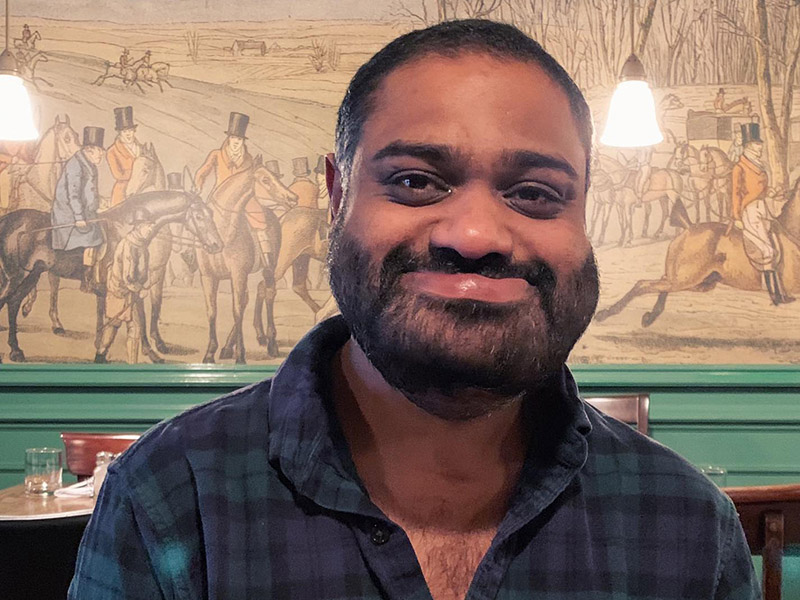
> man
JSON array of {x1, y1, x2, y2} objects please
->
[
  {"x1": 107, "y1": 106, "x2": 144, "y2": 207},
  {"x1": 70, "y1": 21, "x2": 757, "y2": 600},
  {"x1": 731, "y1": 122, "x2": 794, "y2": 305},
  {"x1": 195, "y1": 112, "x2": 278, "y2": 260},
  {"x1": 728, "y1": 128, "x2": 744, "y2": 163},
  {"x1": 289, "y1": 156, "x2": 320, "y2": 208},
  {"x1": 314, "y1": 153, "x2": 330, "y2": 209},
  {"x1": 51, "y1": 126, "x2": 105, "y2": 291},
  {"x1": 194, "y1": 111, "x2": 253, "y2": 196},
  {"x1": 0, "y1": 140, "x2": 33, "y2": 214},
  {"x1": 21, "y1": 24, "x2": 31, "y2": 47},
  {"x1": 96, "y1": 215, "x2": 156, "y2": 364}
]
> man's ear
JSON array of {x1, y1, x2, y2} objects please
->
[{"x1": 326, "y1": 152, "x2": 343, "y2": 222}]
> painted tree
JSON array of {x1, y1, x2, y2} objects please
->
[{"x1": 751, "y1": 0, "x2": 800, "y2": 186}]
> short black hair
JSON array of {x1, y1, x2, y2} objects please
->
[{"x1": 334, "y1": 19, "x2": 593, "y2": 192}]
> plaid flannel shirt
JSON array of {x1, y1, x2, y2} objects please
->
[{"x1": 69, "y1": 316, "x2": 759, "y2": 599}]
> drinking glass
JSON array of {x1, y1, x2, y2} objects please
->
[{"x1": 24, "y1": 448, "x2": 63, "y2": 494}]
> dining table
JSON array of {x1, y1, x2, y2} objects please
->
[{"x1": 0, "y1": 483, "x2": 95, "y2": 600}]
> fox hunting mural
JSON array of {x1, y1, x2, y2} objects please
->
[{"x1": 0, "y1": 0, "x2": 799, "y2": 365}]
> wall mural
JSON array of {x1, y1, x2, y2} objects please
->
[{"x1": 0, "y1": 0, "x2": 799, "y2": 365}]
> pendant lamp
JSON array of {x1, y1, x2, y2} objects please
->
[
  {"x1": 600, "y1": 0, "x2": 662, "y2": 148},
  {"x1": 0, "y1": 0, "x2": 38, "y2": 141}
]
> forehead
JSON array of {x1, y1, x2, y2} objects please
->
[{"x1": 361, "y1": 52, "x2": 586, "y2": 178}]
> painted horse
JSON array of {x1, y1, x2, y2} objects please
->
[
  {"x1": 595, "y1": 180, "x2": 800, "y2": 327},
  {"x1": 0, "y1": 190, "x2": 222, "y2": 362},
  {"x1": 196, "y1": 157, "x2": 297, "y2": 364}
]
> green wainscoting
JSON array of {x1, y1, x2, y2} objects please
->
[{"x1": 1, "y1": 364, "x2": 799, "y2": 489}]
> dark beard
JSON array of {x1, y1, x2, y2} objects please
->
[{"x1": 327, "y1": 217, "x2": 600, "y2": 421}]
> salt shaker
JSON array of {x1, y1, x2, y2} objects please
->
[{"x1": 93, "y1": 451, "x2": 117, "y2": 498}]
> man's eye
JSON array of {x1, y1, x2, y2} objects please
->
[
  {"x1": 385, "y1": 172, "x2": 450, "y2": 205},
  {"x1": 504, "y1": 183, "x2": 565, "y2": 218}
]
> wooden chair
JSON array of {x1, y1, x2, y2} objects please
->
[
  {"x1": 724, "y1": 484, "x2": 800, "y2": 600},
  {"x1": 583, "y1": 394, "x2": 650, "y2": 435},
  {"x1": 60, "y1": 432, "x2": 140, "y2": 479}
]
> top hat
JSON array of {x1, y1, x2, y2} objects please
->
[
  {"x1": 144, "y1": 50, "x2": 152, "y2": 55},
  {"x1": 225, "y1": 112, "x2": 249, "y2": 139},
  {"x1": 82, "y1": 126, "x2": 105, "y2": 148},
  {"x1": 292, "y1": 156, "x2": 310, "y2": 177},
  {"x1": 264, "y1": 160, "x2": 283, "y2": 178},
  {"x1": 741, "y1": 122, "x2": 762, "y2": 145},
  {"x1": 114, "y1": 106, "x2": 136, "y2": 131},
  {"x1": 122, "y1": 48, "x2": 130, "y2": 54},
  {"x1": 167, "y1": 172, "x2": 183, "y2": 190},
  {"x1": 314, "y1": 154, "x2": 326, "y2": 175}
]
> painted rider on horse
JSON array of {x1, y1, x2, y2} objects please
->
[
  {"x1": 107, "y1": 106, "x2": 145, "y2": 207},
  {"x1": 51, "y1": 126, "x2": 106, "y2": 291},
  {"x1": 731, "y1": 122, "x2": 794, "y2": 305},
  {"x1": 195, "y1": 111, "x2": 279, "y2": 262}
]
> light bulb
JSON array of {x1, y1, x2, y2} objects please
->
[
  {"x1": 0, "y1": 74, "x2": 39, "y2": 141},
  {"x1": 600, "y1": 80, "x2": 663, "y2": 148}
]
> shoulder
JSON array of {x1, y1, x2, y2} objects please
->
[
  {"x1": 109, "y1": 379, "x2": 274, "y2": 509},
  {"x1": 582, "y1": 402, "x2": 735, "y2": 519}
]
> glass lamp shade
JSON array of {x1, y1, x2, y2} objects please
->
[
  {"x1": 0, "y1": 73, "x2": 39, "y2": 141},
  {"x1": 600, "y1": 80, "x2": 663, "y2": 148}
]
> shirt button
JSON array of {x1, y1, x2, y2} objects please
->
[{"x1": 370, "y1": 522, "x2": 391, "y2": 545}]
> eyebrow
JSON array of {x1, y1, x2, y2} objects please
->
[
  {"x1": 371, "y1": 141, "x2": 579, "y2": 181},
  {"x1": 371, "y1": 141, "x2": 461, "y2": 165},
  {"x1": 500, "y1": 149, "x2": 579, "y2": 180}
]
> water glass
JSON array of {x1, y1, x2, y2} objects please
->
[
  {"x1": 699, "y1": 465, "x2": 728, "y2": 487},
  {"x1": 25, "y1": 448, "x2": 63, "y2": 495}
]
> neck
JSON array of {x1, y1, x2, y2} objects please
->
[{"x1": 332, "y1": 339, "x2": 526, "y2": 531}]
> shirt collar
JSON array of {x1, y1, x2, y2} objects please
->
[{"x1": 268, "y1": 315, "x2": 592, "y2": 526}]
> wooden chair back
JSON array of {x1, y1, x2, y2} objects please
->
[
  {"x1": 724, "y1": 484, "x2": 800, "y2": 600},
  {"x1": 60, "y1": 432, "x2": 140, "y2": 479},
  {"x1": 584, "y1": 394, "x2": 650, "y2": 435}
]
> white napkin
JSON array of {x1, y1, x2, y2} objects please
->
[{"x1": 54, "y1": 479, "x2": 94, "y2": 497}]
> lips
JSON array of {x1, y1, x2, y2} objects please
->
[{"x1": 402, "y1": 271, "x2": 531, "y2": 303}]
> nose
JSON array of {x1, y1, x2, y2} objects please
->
[{"x1": 428, "y1": 184, "x2": 514, "y2": 261}]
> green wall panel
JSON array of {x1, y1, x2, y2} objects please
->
[{"x1": 1, "y1": 364, "x2": 799, "y2": 489}]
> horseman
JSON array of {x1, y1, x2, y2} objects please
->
[
  {"x1": 107, "y1": 106, "x2": 145, "y2": 207},
  {"x1": 731, "y1": 122, "x2": 794, "y2": 305},
  {"x1": 264, "y1": 159, "x2": 283, "y2": 183},
  {"x1": 21, "y1": 24, "x2": 31, "y2": 48},
  {"x1": 51, "y1": 126, "x2": 106, "y2": 291},
  {"x1": 289, "y1": 156, "x2": 319, "y2": 208},
  {"x1": 0, "y1": 141, "x2": 34, "y2": 215},
  {"x1": 196, "y1": 111, "x2": 275, "y2": 259},
  {"x1": 314, "y1": 154, "x2": 329, "y2": 210},
  {"x1": 195, "y1": 111, "x2": 253, "y2": 195},
  {"x1": 728, "y1": 129, "x2": 743, "y2": 164},
  {"x1": 138, "y1": 50, "x2": 152, "y2": 68},
  {"x1": 117, "y1": 48, "x2": 133, "y2": 75}
]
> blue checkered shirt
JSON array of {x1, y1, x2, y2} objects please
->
[{"x1": 69, "y1": 316, "x2": 759, "y2": 599}]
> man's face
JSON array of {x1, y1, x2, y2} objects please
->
[
  {"x1": 228, "y1": 136, "x2": 244, "y2": 153},
  {"x1": 83, "y1": 146, "x2": 105, "y2": 165},
  {"x1": 119, "y1": 128, "x2": 136, "y2": 144},
  {"x1": 327, "y1": 53, "x2": 599, "y2": 419},
  {"x1": 749, "y1": 141, "x2": 763, "y2": 157}
]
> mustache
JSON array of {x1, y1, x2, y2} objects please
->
[{"x1": 378, "y1": 244, "x2": 557, "y2": 299}]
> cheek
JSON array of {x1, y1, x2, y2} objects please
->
[{"x1": 518, "y1": 219, "x2": 591, "y2": 270}]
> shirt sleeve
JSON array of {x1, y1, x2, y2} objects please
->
[
  {"x1": 68, "y1": 469, "x2": 167, "y2": 600},
  {"x1": 713, "y1": 502, "x2": 762, "y2": 600}
]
